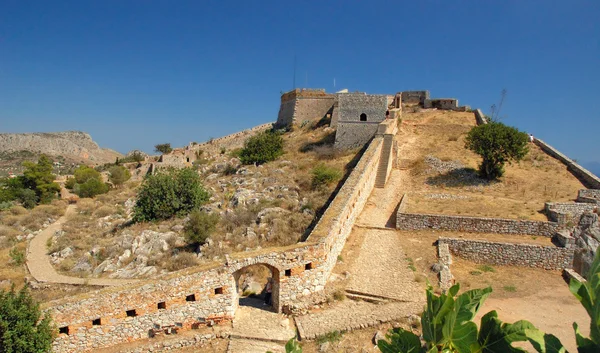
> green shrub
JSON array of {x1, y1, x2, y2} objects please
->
[
  {"x1": 75, "y1": 178, "x2": 109, "y2": 198},
  {"x1": 108, "y1": 165, "x2": 131, "y2": 187},
  {"x1": 21, "y1": 154, "x2": 60, "y2": 204},
  {"x1": 73, "y1": 165, "x2": 102, "y2": 184},
  {"x1": 64, "y1": 177, "x2": 76, "y2": 190},
  {"x1": 184, "y1": 210, "x2": 219, "y2": 245},
  {"x1": 316, "y1": 331, "x2": 342, "y2": 345},
  {"x1": 18, "y1": 189, "x2": 38, "y2": 209},
  {"x1": 0, "y1": 286, "x2": 54, "y2": 352},
  {"x1": 0, "y1": 201, "x2": 13, "y2": 211},
  {"x1": 133, "y1": 168, "x2": 210, "y2": 222},
  {"x1": 311, "y1": 164, "x2": 342, "y2": 189},
  {"x1": 9, "y1": 247, "x2": 25, "y2": 266},
  {"x1": 239, "y1": 131, "x2": 284, "y2": 165}
]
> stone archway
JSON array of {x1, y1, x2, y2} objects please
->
[{"x1": 231, "y1": 263, "x2": 280, "y2": 313}]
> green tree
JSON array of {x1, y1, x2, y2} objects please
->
[
  {"x1": 133, "y1": 168, "x2": 210, "y2": 222},
  {"x1": 0, "y1": 285, "x2": 54, "y2": 353},
  {"x1": 108, "y1": 166, "x2": 131, "y2": 187},
  {"x1": 154, "y1": 143, "x2": 173, "y2": 154},
  {"x1": 131, "y1": 151, "x2": 145, "y2": 163},
  {"x1": 184, "y1": 210, "x2": 219, "y2": 245},
  {"x1": 18, "y1": 189, "x2": 38, "y2": 209},
  {"x1": 464, "y1": 122, "x2": 529, "y2": 180},
  {"x1": 21, "y1": 155, "x2": 60, "y2": 204},
  {"x1": 239, "y1": 131, "x2": 284, "y2": 165}
]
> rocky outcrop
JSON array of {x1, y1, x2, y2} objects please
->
[
  {"x1": 572, "y1": 212, "x2": 600, "y2": 278},
  {"x1": 0, "y1": 131, "x2": 121, "y2": 164}
]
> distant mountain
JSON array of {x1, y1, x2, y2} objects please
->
[
  {"x1": 581, "y1": 161, "x2": 600, "y2": 178},
  {"x1": 0, "y1": 131, "x2": 122, "y2": 165}
]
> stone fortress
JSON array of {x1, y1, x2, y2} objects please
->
[{"x1": 46, "y1": 88, "x2": 599, "y2": 352}]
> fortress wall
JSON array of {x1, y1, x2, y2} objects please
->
[
  {"x1": 192, "y1": 123, "x2": 274, "y2": 151},
  {"x1": 293, "y1": 97, "x2": 335, "y2": 125},
  {"x1": 396, "y1": 210, "x2": 558, "y2": 237},
  {"x1": 49, "y1": 129, "x2": 385, "y2": 352},
  {"x1": 438, "y1": 237, "x2": 574, "y2": 270},
  {"x1": 308, "y1": 136, "x2": 383, "y2": 277},
  {"x1": 401, "y1": 91, "x2": 430, "y2": 105},
  {"x1": 276, "y1": 98, "x2": 297, "y2": 128},
  {"x1": 578, "y1": 189, "x2": 600, "y2": 204},
  {"x1": 424, "y1": 98, "x2": 459, "y2": 110},
  {"x1": 534, "y1": 139, "x2": 600, "y2": 189},
  {"x1": 334, "y1": 122, "x2": 380, "y2": 149}
]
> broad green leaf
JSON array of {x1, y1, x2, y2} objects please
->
[
  {"x1": 377, "y1": 328, "x2": 423, "y2": 353},
  {"x1": 524, "y1": 327, "x2": 567, "y2": 353},
  {"x1": 477, "y1": 311, "x2": 533, "y2": 353},
  {"x1": 422, "y1": 285, "x2": 458, "y2": 345},
  {"x1": 573, "y1": 322, "x2": 599, "y2": 353},
  {"x1": 284, "y1": 337, "x2": 303, "y2": 353},
  {"x1": 440, "y1": 287, "x2": 492, "y2": 353}
]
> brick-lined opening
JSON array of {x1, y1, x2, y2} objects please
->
[
  {"x1": 232, "y1": 263, "x2": 281, "y2": 313},
  {"x1": 186, "y1": 294, "x2": 196, "y2": 302},
  {"x1": 59, "y1": 326, "x2": 69, "y2": 335},
  {"x1": 157, "y1": 301, "x2": 167, "y2": 309},
  {"x1": 305, "y1": 262, "x2": 313, "y2": 270},
  {"x1": 360, "y1": 113, "x2": 367, "y2": 121},
  {"x1": 214, "y1": 287, "x2": 223, "y2": 295},
  {"x1": 92, "y1": 318, "x2": 102, "y2": 326},
  {"x1": 126, "y1": 309, "x2": 137, "y2": 317}
]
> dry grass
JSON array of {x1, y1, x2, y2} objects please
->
[{"x1": 399, "y1": 110, "x2": 585, "y2": 220}]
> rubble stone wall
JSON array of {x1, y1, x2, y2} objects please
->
[
  {"x1": 397, "y1": 209, "x2": 558, "y2": 237},
  {"x1": 401, "y1": 91, "x2": 430, "y2": 105},
  {"x1": 578, "y1": 189, "x2": 600, "y2": 204},
  {"x1": 438, "y1": 237, "x2": 574, "y2": 270},
  {"x1": 545, "y1": 202, "x2": 597, "y2": 224}
]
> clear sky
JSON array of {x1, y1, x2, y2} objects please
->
[{"x1": 1, "y1": 1, "x2": 598, "y2": 166}]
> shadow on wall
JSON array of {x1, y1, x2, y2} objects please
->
[{"x1": 425, "y1": 168, "x2": 492, "y2": 187}]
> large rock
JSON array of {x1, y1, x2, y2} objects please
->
[{"x1": 572, "y1": 212, "x2": 600, "y2": 278}]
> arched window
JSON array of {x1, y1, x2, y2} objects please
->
[{"x1": 360, "y1": 113, "x2": 367, "y2": 121}]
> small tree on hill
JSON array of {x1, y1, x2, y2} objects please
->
[
  {"x1": 133, "y1": 168, "x2": 210, "y2": 222},
  {"x1": 21, "y1": 154, "x2": 60, "y2": 204},
  {"x1": 464, "y1": 122, "x2": 529, "y2": 180},
  {"x1": 239, "y1": 131, "x2": 284, "y2": 165},
  {"x1": 184, "y1": 210, "x2": 219, "y2": 246},
  {"x1": 0, "y1": 285, "x2": 54, "y2": 352},
  {"x1": 108, "y1": 166, "x2": 131, "y2": 187},
  {"x1": 154, "y1": 143, "x2": 173, "y2": 154}
]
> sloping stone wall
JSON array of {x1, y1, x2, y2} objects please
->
[
  {"x1": 474, "y1": 109, "x2": 488, "y2": 125},
  {"x1": 534, "y1": 139, "x2": 600, "y2": 189},
  {"x1": 334, "y1": 122, "x2": 380, "y2": 149},
  {"x1": 438, "y1": 237, "x2": 574, "y2": 270},
  {"x1": 275, "y1": 89, "x2": 335, "y2": 128}
]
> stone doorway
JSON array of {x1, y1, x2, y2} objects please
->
[{"x1": 232, "y1": 263, "x2": 280, "y2": 313}]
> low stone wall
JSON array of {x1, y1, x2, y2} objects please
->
[
  {"x1": 578, "y1": 189, "x2": 600, "y2": 204},
  {"x1": 401, "y1": 91, "x2": 429, "y2": 105},
  {"x1": 534, "y1": 139, "x2": 600, "y2": 189},
  {"x1": 438, "y1": 237, "x2": 574, "y2": 270},
  {"x1": 545, "y1": 202, "x2": 597, "y2": 225},
  {"x1": 396, "y1": 206, "x2": 558, "y2": 237}
]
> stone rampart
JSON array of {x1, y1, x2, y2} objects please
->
[
  {"x1": 334, "y1": 122, "x2": 380, "y2": 149},
  {"x1": 396, "y1": 198, "x2": 558, "y2": 236},
  {"x1": 401, "y1": 91, "x2": 429, "y2": 105},
  {"x1": 578, "y1": 189, "x2": 600, "y2": 204},
  {"x1": 534, "y1": 139, "x2": 600, "y2": 189},
  {"x1": 424, "y1": 98, "x2": 458, "y2": 110},
  {"x1": 438, "y1": 237, "x2": 574, "y2": 270},
  {"x1": 192, "y1": 123, "x2": 274, "y2": 151},
  {"x1": 47, "y1": 129, "x2": 384, "y2": 353},
  {"x1": 275, "y1": 89, "x2": 335, "y2": 128}
]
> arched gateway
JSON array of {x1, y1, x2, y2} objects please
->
[{"x1": 229, "y1": 262, "x2": 281, "y2": 313}]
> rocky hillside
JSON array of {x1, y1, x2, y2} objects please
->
[{"x1": 0, "y1": 131, "x2": 122, "y2": 170}]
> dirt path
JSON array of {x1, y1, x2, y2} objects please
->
[{"x1": 26, "y1": 204, "x2": 138, "y2": 286}]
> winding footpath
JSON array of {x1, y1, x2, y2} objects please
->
[{"x1": 26, "y1": 204, "x2": 139, "y2": 286}]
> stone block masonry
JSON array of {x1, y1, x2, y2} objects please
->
[
  {"x1": 401, "y1": 91, "x2": 430, "y2": 105},
  {"x1": 275, "y1": 89, "x2": 335, "y2": 128},
  {"x1": 396, "y1": 195, "x2": 558, "y2": 237},
  {"x1": 438, "y1": 237, "x2": 574, "y2": 270},
  {"x1": 545, "y1": 202, "x2": 597, "y2": 225}
]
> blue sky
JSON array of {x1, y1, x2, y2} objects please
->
[{"x1": 1, "y1": 1, "x2": 598, "y2": 167}]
